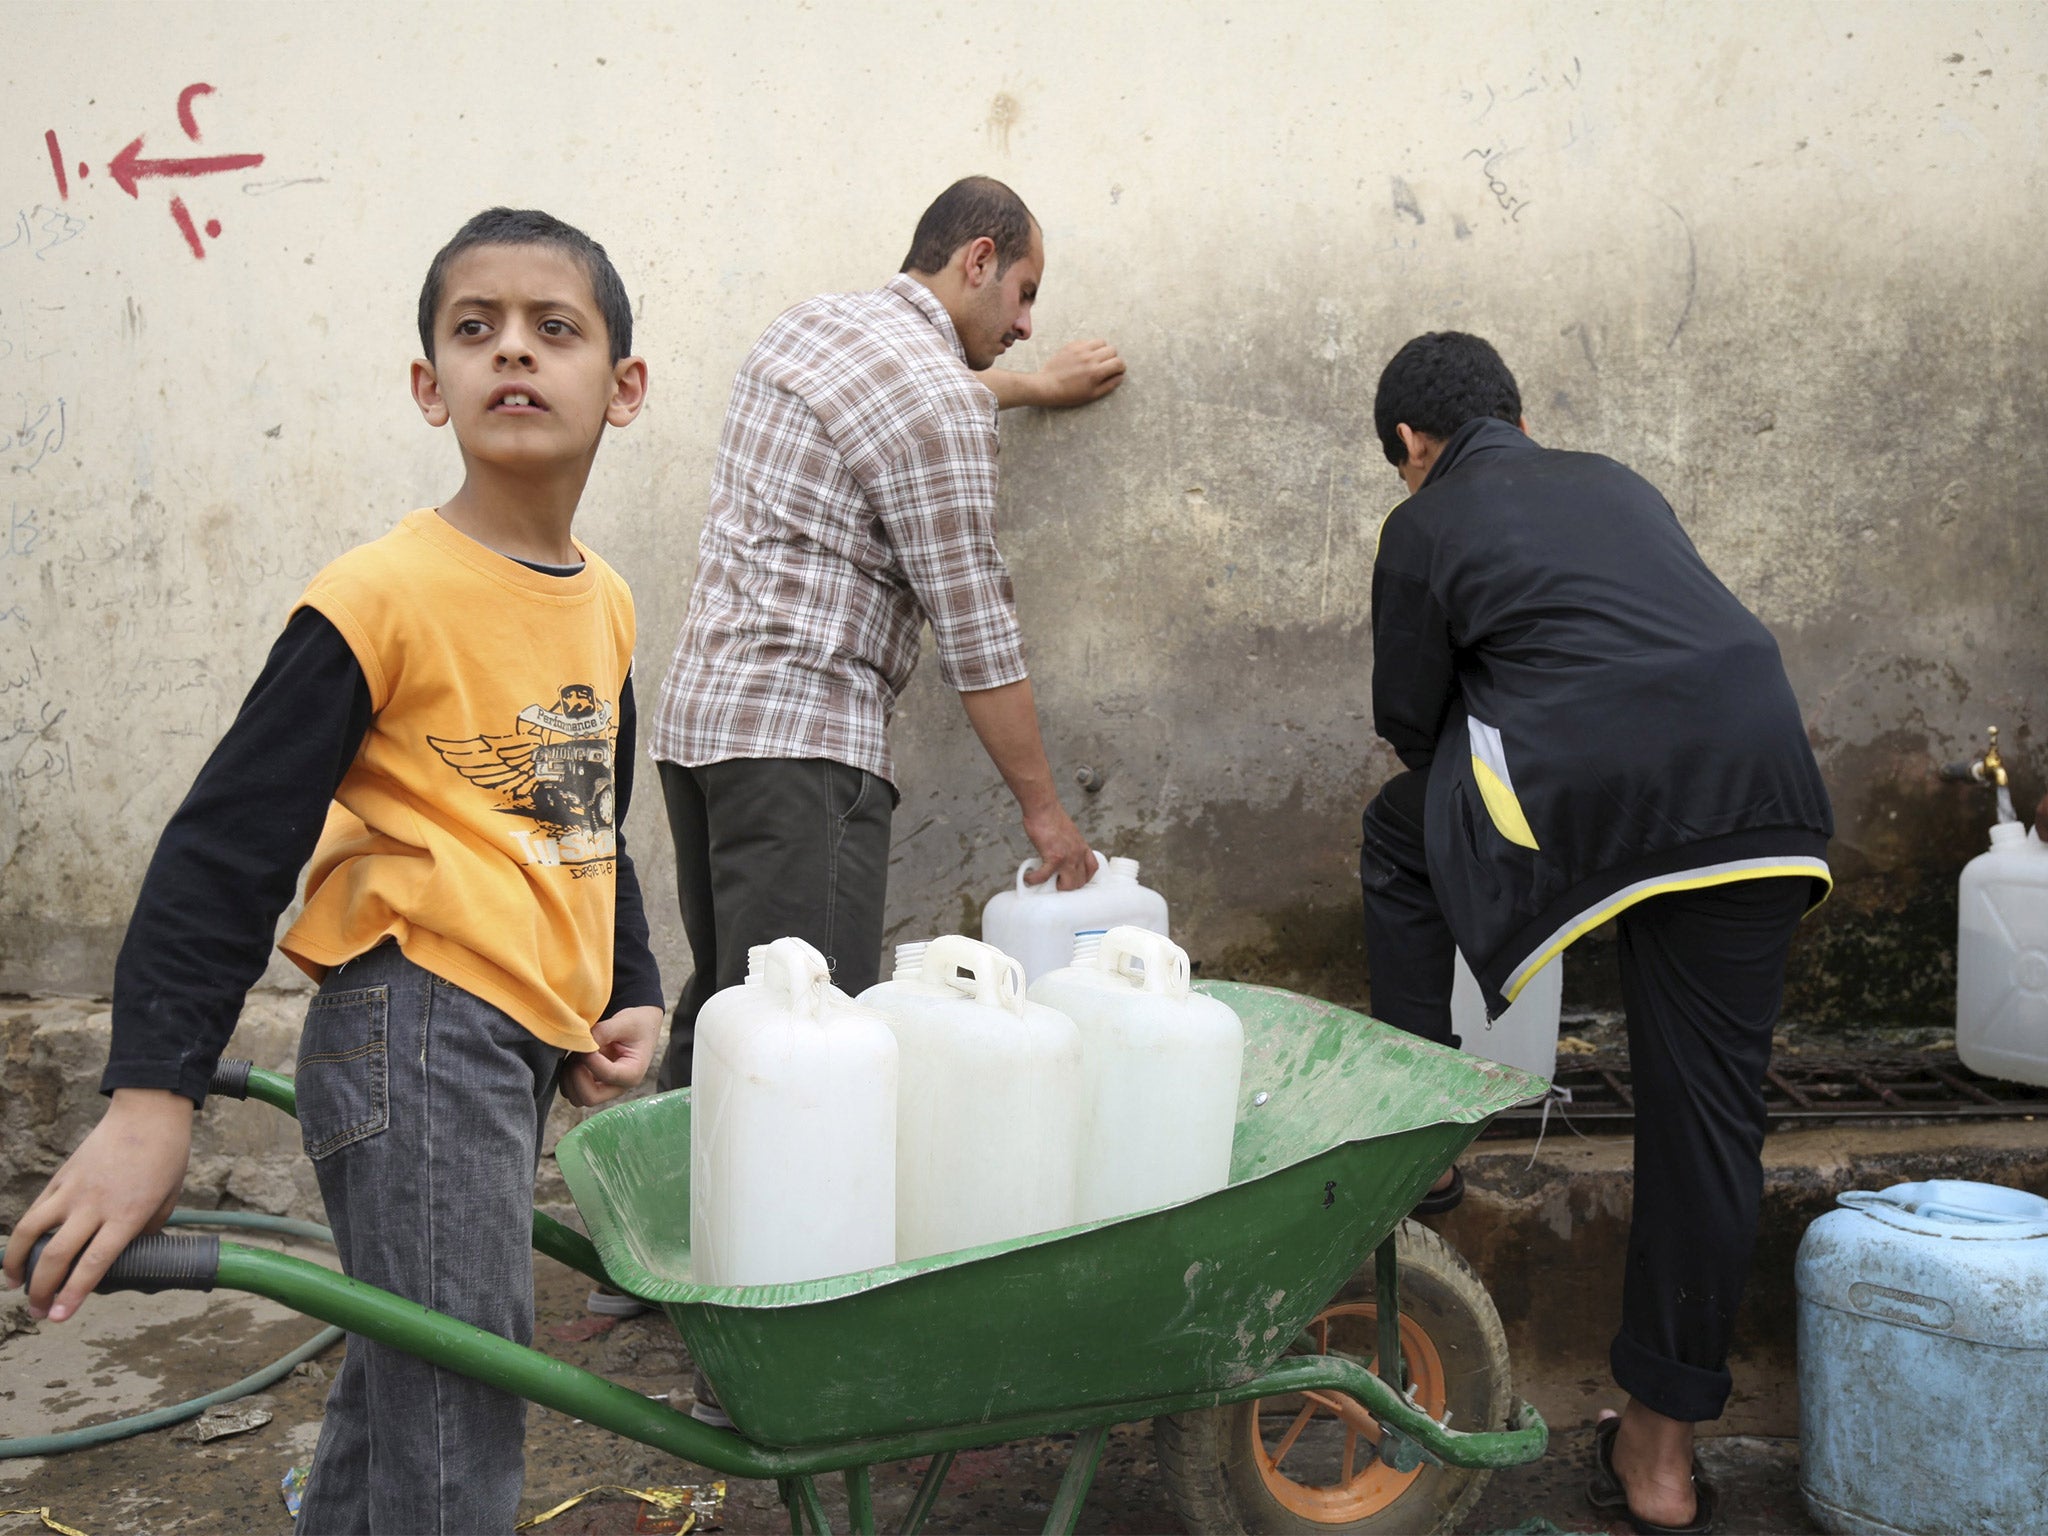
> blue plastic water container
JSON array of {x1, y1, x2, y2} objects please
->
[{"x1": 1796, "y1": 1179, "x2": 2048, "y2": 1534}]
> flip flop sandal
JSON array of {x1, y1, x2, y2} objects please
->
[
  {"x1": 1586, "y1": 1414, "x2": 1720, "y2": 1535},
  {"x1": 1410, "y1": 1163, "x2": 1465, "y2": 1216}
]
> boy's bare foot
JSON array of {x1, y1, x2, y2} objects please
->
[{"x1": 1600, "y1": 1403, "x2": 1701, "y2": 1529}]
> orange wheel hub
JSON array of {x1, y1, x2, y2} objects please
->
[{"x1": 1250, "y1": 1300, "x2": 1448, "y2": 1522}]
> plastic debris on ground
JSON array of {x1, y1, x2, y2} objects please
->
[
  {"x1": 0, "y1": 1509, "x2": 91, "y2": 1536},
  {"x1": 515, "y1": 1481, "x2": 726, "y2": 1532},
  {"x1": 279, "y1": 1464, "x2": 309, "y2": 1521},
  {"x1": 169, "y1": 1396, "x2": 274, "y2": 1444},
  {"x1": 1484, "y1": 1520, "x2": 1601, "y2": 1535}
]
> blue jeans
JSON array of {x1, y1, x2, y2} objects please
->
[{"x1": 293, "y1": 942, "x2": 564, "y2": 1535}]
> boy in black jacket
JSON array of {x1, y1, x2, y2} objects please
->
[{"x1": 1362, "y1": 332, "x2": 1831, "y2": 1534}]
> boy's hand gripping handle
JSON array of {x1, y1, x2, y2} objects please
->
[{"x1": 24, "y1": 1230, "x2": 221, "y2": 1295}]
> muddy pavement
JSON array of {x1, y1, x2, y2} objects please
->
[{"x1": 1, "y1": 1248, "x2": 1810, "y2": 1535}]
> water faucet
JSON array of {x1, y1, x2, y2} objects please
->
[{"x1": 1938, "y1": 725, "x2": 2008, "y2": 788}]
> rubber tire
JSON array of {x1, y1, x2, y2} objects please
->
[{"x1": 1154, "y1": 1219, "x2": 1512, "y2": 1535}]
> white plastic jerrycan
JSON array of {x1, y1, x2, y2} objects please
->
[
  {"x1": 1453, "y1": 949, "x2": 1562, "y2": 1094},
  {"x1": 690, "y1": 936, "x2": 898, "y2": 1287},
  {"x1": 1028, "y1": 926, "x2": 1245, "y2": 1224},
  {"x1": 857, "y1": 936, "x2": 1083, "y2": 1261},
  {"x1": 1957, "y1": 819, "x2": 2048, "y2": 1086},
  {"x1": 980, "y1": 852, "x2": 1169, "y2": 983}
]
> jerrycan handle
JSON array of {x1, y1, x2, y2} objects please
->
[
  {"x1": 919, "y1": 934, "x2": 1027, "y2": 1016},
  {"x1": 1839, "y1": 1184, "x2": 2048, "y2": 1226},
  {"x1": 747, "y1": 936, "x2": 834, "y2": 1017},
  {"x1": 1014, "y1": 851, "x2": 1103, "y2": 897},
  {"x1": 1097, "y1": 925, "x2": 1191, "y2": 1000}
]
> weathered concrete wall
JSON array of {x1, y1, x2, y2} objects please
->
[{"x1": 2, "y1": 3, "x2": 2042, "y2": 1026}]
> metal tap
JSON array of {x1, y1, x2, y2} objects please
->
[{"x1": 1938, "y1": 725, "x2": 2008, "y2": 788}]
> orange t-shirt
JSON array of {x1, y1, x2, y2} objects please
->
[{"x1": 281, "y1": 509, "x2": 636, "y2": 1053}]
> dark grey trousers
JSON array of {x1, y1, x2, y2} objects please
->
[
  {"x1": 656, "y1": 756, "x2": 894, "y2": 1091},
  {"x1": 1358, "y1": 769, "x2": 1809, "y2": 1421},
  {"x1": 293, "y1": 941, "x2": 563, "y2": 1535}
]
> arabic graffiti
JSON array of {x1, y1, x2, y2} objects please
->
[
  {"x1": 1458, "y1": 57, "x2": 1583, "y2": 123},
  {"x1": 1466, "y1": 145, "x2": 1532, "y2": 224},
  {"x1": 4, "y1": 504, "x2": 46, "y2": 559},
  {"x1": 3, "y1": 397, "x2": 67, "y2": 475},
  {"x1": 6, "y1": 697, "x2": 73, "y2": 794},
  {"x1": 43, "y1": 82, "x2": 266, "y2": 261},
  {"x1": 0, "y1": 206, "x2": 86, "y2": 264}
]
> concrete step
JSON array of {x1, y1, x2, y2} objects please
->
[{"x1": 1429, "y1": 1122, "x2": 2048, "y2": 1438}]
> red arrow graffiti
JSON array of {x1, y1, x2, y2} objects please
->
[{"x1": 107, "y1": 135, "x2": 264, "y2": 199}]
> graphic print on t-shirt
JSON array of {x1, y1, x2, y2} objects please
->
[{"x1": 428, "y1": 684, "x2": 618, "y2": 867}]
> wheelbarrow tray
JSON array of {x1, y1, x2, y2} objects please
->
[{"x1": 556, "y1": 981, "x2": 1543, "y2": 1449}]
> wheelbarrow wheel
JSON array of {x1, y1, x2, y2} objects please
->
[{"x1": 1154, "y1": 1219, "x2": 1511, "y2": 1535}]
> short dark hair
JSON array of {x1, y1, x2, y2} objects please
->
[
  {"x1": 417, "y1": 208, "x2": 633, "y2": 364},
  {"x1": 1373, "y1": 332, "x2": 1521, "y2": 466},
  {"x1": 899, "y1": 176, "x2": 1037, "y2": 276}
]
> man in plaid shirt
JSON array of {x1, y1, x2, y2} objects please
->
[{"x1": 651, "y1": 176, "x2": 1119, "y2": 1093}]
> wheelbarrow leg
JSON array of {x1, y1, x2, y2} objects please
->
[
  {"x1": 1375, "y1": 1231, "x2": 1405, "y2": 1395},
  {"x1": 1372, "y1": 1228, "x2": 1437, "y2": 1473},
  {"x1": 898, "y1": 1450, "x2": 955, "y2": 1536},
  {"x1": 780, "y1": 1474, "x2": 832, "y2": 1535},
  {"x1": 1040, "y1": 1423, "x2": 1108, "y2": 1536},
  {"x1": 844, "y1": 1464, "x2": 876, "y2": 1535}
]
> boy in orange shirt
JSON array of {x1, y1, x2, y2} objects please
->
[{"x1": 3, "y1": 208, "x2": 664, "y2": 1533}]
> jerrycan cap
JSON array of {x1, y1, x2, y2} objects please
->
[
  {"x1": 1069, "y1": 925, "x2": 1191, "y2": 1000},
  {"x1": 1838, "y1": 1179, "x2": 2048, "y2": 1235},
  {"x1": 893, "y1": 935, "x2": 1027, "y2": 1016}
]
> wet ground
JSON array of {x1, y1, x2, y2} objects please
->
[{"x1": 1, "y1": 1242, "x2": 1814, "y2": 1536}]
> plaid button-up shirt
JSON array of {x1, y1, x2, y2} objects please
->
[{"x1": 651, "y1": 275, "x2": 1028, "y2": 788}]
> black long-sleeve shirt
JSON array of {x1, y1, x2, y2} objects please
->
[{"x1": 102, "y1": 603, "x2": 663, "y2": 1105}]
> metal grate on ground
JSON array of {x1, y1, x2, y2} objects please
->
[{"x1": 1480, "y1": 1050, "x2": 2048, "y2": 1136}]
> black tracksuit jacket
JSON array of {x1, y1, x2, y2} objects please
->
[{"x1": 1370, "y1": 417, "x2": 1833, "y2": 1013}]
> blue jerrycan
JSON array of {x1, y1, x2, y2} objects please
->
[{"x1": 1796, "y1": 1179, "x2": 2048, "y2": 1534}]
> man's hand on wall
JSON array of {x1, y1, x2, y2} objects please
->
[
  {"x1": 976, "y1": 339, "x2": 1127, "y2": 409},
  {"x1": 1, "y1": 1088, "x2": 193, "y2": 1323}
]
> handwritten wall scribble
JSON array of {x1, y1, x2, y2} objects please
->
[
  {"x1": 3, "y1": 397, "x2": 67, "y2": 475},
  {"x1": 1455, "y1": 56, "x2": 1592, "y2": 155},
  {"x1": 4, "y1": 504, "x2": 45, "y2": 560},
  {"x1": 43, "y1": 82, "x2": 266, "y2": 260},
  {"x1": 1467, "y1": 145, "x2": 1532, "y2": 223},
  {"x1": 1459, "y1": 57, "x2": 1583, "y2": 122},
  {"x1": 1, "y1": 206, "x2": 86, "y2": 264},
  {"x1": 6, "y1": 698, "x2": 73, "y2": 794}
]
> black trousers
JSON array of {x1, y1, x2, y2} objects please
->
[
  {"x1": 655, "y1": 757, "x2": 894, "y2": 1091},
  {"x1": 1359, "y1": 768, "x2": 1809, "y2": 1421}
]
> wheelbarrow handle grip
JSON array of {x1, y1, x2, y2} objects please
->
[
  {"x1": 208, "y1": 1058, "x2": 254, "y2": 1100},
  {"x1": 24, "y1": 1231, "x2": 221, "y2": 1295}
]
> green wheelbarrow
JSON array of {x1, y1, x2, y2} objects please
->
[{"x1": 32, "y1": 982, "x2": 1549, "y2": 1534}]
